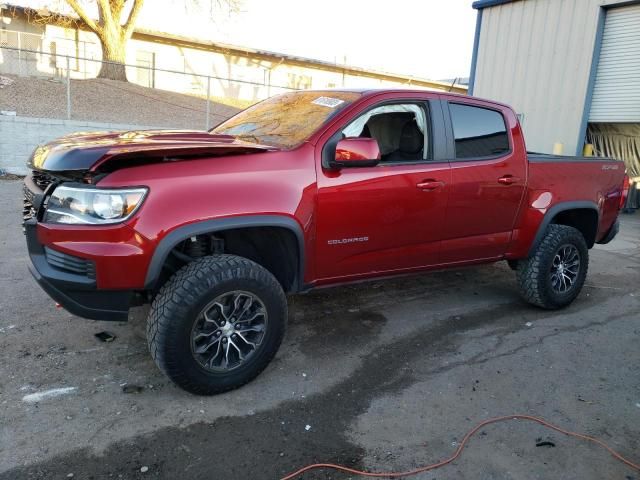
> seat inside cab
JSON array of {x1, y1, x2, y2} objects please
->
[{"x1": 342, "y1": 105, "x2": 427, "y2": 162}]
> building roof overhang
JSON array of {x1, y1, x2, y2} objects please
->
[{"x1": 472, "y1": 0, "x2": 520, "y2": 10}]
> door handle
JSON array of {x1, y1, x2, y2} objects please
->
[
  {"x1": 498, "y1": 175, "x2": 520, "y2": 185},
  {"x1": 416, "y1": 180, "x2": 445, "y2": 191}
]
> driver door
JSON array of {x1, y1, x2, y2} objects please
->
[{"x1": 313, "y1": 98, "x2": 451, "y2": 283}]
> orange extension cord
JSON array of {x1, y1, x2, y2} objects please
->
[{"x1": 280, "y1": 414, "x2": 640, "y2": 479}]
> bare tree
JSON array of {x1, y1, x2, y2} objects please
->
[
  {"x1": 23, "y1": 1, "x2": 241, "y2": 81},
  {"x1": 64, "y1": 0, "x2": 144, "y2": 80}
]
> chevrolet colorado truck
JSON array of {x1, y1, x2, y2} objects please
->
[{"x1": 23, "y1": 89, "x2": 627, "y2": 394}]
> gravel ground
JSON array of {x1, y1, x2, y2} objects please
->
[
  {"x1": 0, "y1": 75, "x2": 239, "y2": 129},
  {"x1": 0, "y1": 179, "x2": 639, "y2": 479}
]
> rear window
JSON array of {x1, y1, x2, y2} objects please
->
[
  {"x1": 211, "y1": 91, "x2": 361, "y2": 149},
  {"x1": 449, "y1": 103, "x2": 509, "y2": 159}
]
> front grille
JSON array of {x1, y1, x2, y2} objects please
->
[
  {"x1": 23, "y1": 170, "x2": 58, "y2": 222},
  {"x1": 45, "y1": 247, "x2": 96, "y2": 279},
  {"x1": 23, "y1": 185, "x2": 36, "y2": 222},
  {"x1": 32, "y1": 170, "x2": 57, "y2": 191}
]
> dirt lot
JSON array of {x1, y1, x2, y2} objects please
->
[
  {"x1": 0, "y1": 75, "x2": 239, "y2": 129},
  {"x1": 0, "y1": 178, "x2": 639, "y2": 480}
]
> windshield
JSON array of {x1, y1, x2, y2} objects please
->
[{"x1": 211, "y1": 91, "x2": 362, "y2": 148}]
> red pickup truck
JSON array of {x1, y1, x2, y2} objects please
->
[{"x1": 23, "y1": 89, "x2": 626, "y2": 394}]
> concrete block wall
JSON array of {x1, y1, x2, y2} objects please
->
[{"x1": 0, "y1": 115, "x2": 161, "y2": 175}]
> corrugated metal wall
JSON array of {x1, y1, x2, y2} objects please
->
[
  {"x1": 590, "y1": 4, "x2": 640, "y2": 122},
  {"x1": 472, "y1": 0, "x2": 626, "y2": 155}
]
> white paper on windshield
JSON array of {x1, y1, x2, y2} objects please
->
[{"x1": 312, "y1": 97, "x2": 345, "y2": 108}]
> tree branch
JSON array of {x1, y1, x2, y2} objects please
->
[
  {"x1": 65, "y1": 0, "x2": 100, "y2": 32},
  {"x1": 95, "y1": 0, "x2": 114, "y2": 26},
  {"x1": 123, "y1": 0, "x2": 145, "y2": 39},
  {"x1": 110, "y1": 0, "x2": 127, "y2": 18}
]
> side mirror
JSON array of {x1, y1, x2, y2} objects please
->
[{"x1": 331, "y1": 137, "x2": 381, "y2": 168}]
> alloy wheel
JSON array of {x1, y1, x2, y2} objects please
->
[
  {"x1": 191, "y1": 290, "x2": 268, "y2": 372},
  {"x1": 549, "y1": 244, "x2": 581, "y2": 294}
]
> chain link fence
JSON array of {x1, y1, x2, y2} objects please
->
[{"x1": 1, "y1": 31, "x2": 300, "y2": 130}]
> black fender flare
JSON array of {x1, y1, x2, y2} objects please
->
[
  {"x1": 144, "y1": 215, "x2": 305, "y2": 291},
  {"x1": 527, "y1": 201, "x2": 600, "y2": 257}
]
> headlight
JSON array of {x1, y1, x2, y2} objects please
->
[{"x1": 44, "y1": 185, "x2": 148, "y2": 225}]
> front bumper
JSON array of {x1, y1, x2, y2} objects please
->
[{"x1": 25, "y1": 219, "x2": 132, "y2": 321}]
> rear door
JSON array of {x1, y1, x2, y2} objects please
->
[
  {"x1": 313, "y1": 96, "x2": 451, "y2": 283},
  {"x1": 439, "y1": 98, "x2": 527, "y2": 263}
]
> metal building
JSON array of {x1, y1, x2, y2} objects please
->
[{"x1": 469, "y1": 0, "x2": 640, "y2": 186}]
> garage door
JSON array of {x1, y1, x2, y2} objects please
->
[{"x1": 589, "y1": 4, "x2": 640, "y2": 122}]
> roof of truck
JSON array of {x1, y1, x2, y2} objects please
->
[{"x1": 310, "y1": 88, "x2": 516, "y2": 112}]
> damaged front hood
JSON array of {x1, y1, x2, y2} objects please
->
[{"x1": 28, "y1": 130, "x2": 276, "y2": 172}]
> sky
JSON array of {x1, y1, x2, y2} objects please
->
[{"x1": 14, "y1": 0, "x2": 478, "y2": 80}]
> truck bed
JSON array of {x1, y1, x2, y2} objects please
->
[
  {"x1": 527, "y1": 152, "x2": 616, "y2": 163},
  {"x1": 526, "y1": 153, "x2": 625, "y2": 243}
]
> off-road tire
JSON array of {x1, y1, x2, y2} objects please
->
[
  {"x1": 516, "y1": 224, "x2": 588, "y2": 309},
  {"x1": 147, "y1": 254, "x2": 287, "y2": 395}
]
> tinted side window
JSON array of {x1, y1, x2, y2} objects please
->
[{"x1": 449, "y1": 103, "x2": 509, "y2": 159}]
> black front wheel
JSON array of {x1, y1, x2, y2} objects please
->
[
  {"x1": 147, "y1": 255, "x2": 287, "y2": 395},
  {"x1": 516, "y1": 224, "x2": 589, "y2": 309}
]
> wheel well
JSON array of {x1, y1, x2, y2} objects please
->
[
  {"x1": 156, "y1": 226, "x2": 300, "y2": 294},
  {"x1": 551, "y1": 208, "x2": 598, "y2": 247},
  {"x1": 219, "y1": 227, "x2": 299, "y2": 292}
]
